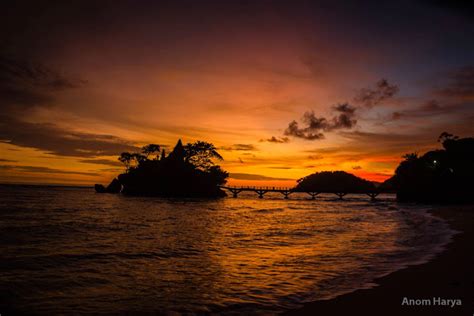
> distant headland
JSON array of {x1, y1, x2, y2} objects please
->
[{"x1": 295, "y1": 170, "x2": 376, "y2": 193}]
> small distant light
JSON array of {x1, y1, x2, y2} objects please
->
[{"x1": 433, "y1": 160, "x2": 437, "y2": 164}]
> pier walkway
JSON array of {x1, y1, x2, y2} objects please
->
[{"x1": 219, "y1": 186, "x2": 381, "y2": 200}]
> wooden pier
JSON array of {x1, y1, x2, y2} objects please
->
[{"x1": 219, "y1": 186, "x2": 381, "y2": 201}]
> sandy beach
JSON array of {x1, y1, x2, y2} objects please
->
[{"x1": 286, "y1": 205, "x2": 474, "y2": 316}]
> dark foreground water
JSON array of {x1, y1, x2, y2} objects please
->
[{"x1": 0, "y1": 185, "x2": 453, "y2": 314}]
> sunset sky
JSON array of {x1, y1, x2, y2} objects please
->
[{"x1": 1, "y1": 0, "x2": 473, "y2": 186}]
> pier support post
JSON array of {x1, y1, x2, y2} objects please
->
[
  {"x1": 228, "y1": 188, "x2": 242, "y2": 198},
  {"x1": 256, "y1": 190, "x2": 267, "y2": 199},
  {"x1": 307, "y1": 192, "x2": 320, "y2": 200},
  {"x1": 335, "y1": 192, "x2": 347, "y2": 200},
  {"x1": 367, "y1": 192, "x2": 379, "y2": 201},
  {"x1": 281, "y1": 190, "x2": 291, "y2": 199}
]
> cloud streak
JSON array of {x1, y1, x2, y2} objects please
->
[
  {"x1": 261, "y1": 136, "x2": 290, "y2": 143},
  {"x1": 0, "y1": 116, "x2": 139, "y2": 157},
  {"x1": 78, "y1": 159, "x2": 124, "y2": 167},
  {"x1": 0, "y1": 165, "x2": 99, "y2": 176},
  {"x1": 436, "y1": 66, "x2": 474, "y2": 100},
  {"x1": 0, "y1": 55, "x2": 85, "y2": 111},
  {"x1": 221, "y1": 144, "x2": 257, "y2": 151},
  {"x1": 229, "y1": 173, "x2": 293, "y2": 181},
  {"x1": 0, "y1": 57, "x2": 137, "y2": 159},
  {"x1": 390, "y1": 99, "x2": 474, "y2": 121},
  {"x1": 0, "y1": 158, "x2": 17, "y2": 162}
]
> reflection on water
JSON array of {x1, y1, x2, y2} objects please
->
[{"x1": 0, "y1": 185, "x2": 452, "y2": 314}]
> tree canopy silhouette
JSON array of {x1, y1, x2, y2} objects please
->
[
  {"x1": 385, "y1": 132, "x2": 474, "y2": 203},
  {"x1": 294, "y1": 171, "x2": 376, "y2": 193},
  {"x1": 184, "y1": 141, "x2": 223, "y2": 171},
  {"x1": 96, "y1": 139, "x2": 228, "y2": 197},
  {"x1": 141, "y1": 144, "x2": 161, "y2": 159}
]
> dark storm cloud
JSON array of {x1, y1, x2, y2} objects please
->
[
  {"x1": 0, "y1": 116, "x2": 139, "y2": 158},
  {"x1": 436, "y1": 66, "x2": 474, "y2": 99},
  {"x1": 284, "y1": 103, "x2": 357, "y2": 140},
  {"x1": 0, "y1": 165, "x2": 99, "y2": 176},
  {"x1": 354, "y1": 79, "x2": 399, "y2": 108},
  {"x1": 261, "y1": 136, "x2": 290, "y2": 143}
]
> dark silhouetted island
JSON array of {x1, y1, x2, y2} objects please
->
[
  {"x1": 383, "y1": 132, "x2": 474, "y2": 203},
  {"x1": 95, "y1": 140, "x2": 228, "y2": 197},
  {"x1": 294, "y1": 171, "x2": 376, "y2": 193}
]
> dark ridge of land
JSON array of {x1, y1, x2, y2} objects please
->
[
  {"x1": 294, "y1": 171, "x2": 376, "y2": 193},
  {"x1": 285, "y1": 205, "x2": 474, "y2": 316}
]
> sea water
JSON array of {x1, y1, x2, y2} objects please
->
[{"x1": 0, "y1": 185, "x2": 453, "y2": 314}]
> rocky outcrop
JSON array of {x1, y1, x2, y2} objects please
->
[
  {"x1": 95, "y1": 178, "x2": 122, "y2": 193},
  {"x1": 94, "y1": 184, "x2": 107, "y2": 193}
]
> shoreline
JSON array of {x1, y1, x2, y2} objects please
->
[{"x1": 285, "y1": 204, "x2": 474, "y2": 315}]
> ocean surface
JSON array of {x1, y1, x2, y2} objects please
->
[{"x1": 0, "y1": 184, "x2": 453, "y2": 314}]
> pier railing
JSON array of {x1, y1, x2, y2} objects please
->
[{"x1": 218, "y1": 185, "x2": 381, "y2": 200}]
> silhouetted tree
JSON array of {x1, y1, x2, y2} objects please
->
[
  {"x1": 438, "y1": 132, "x2": 459, "y2": 144},
  {"x1": 141, "y1": 144, "x2": 161, "y2": 159},
  {"x1": 184, "y1": 141, "x2": 223, "y2": 171},
  {"x1": 132, "y1": 153, "x2": 146, "y2": 165},
  {"x1": 100, "y1": 139, "x2": 228, "y2": 197},
  {"x1": 207, "y1": 165, "x2": 229, "y2": 186},
  {"x1": 118, "y1": 152, "x2": 146, "y2": 171},
  {"x1": 402, "y1": 152, "x2": 418, "y2": 161},
  {"x1": 392, "y1": 132, "x2": 474, "y2": 203},
  {"x1": 118, "y1": 152, "x2": 133, "y2": 170}
]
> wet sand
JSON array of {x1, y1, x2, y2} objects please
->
[{"x1": 286, "y1": 205, "x2": 474, "y2": 315}]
